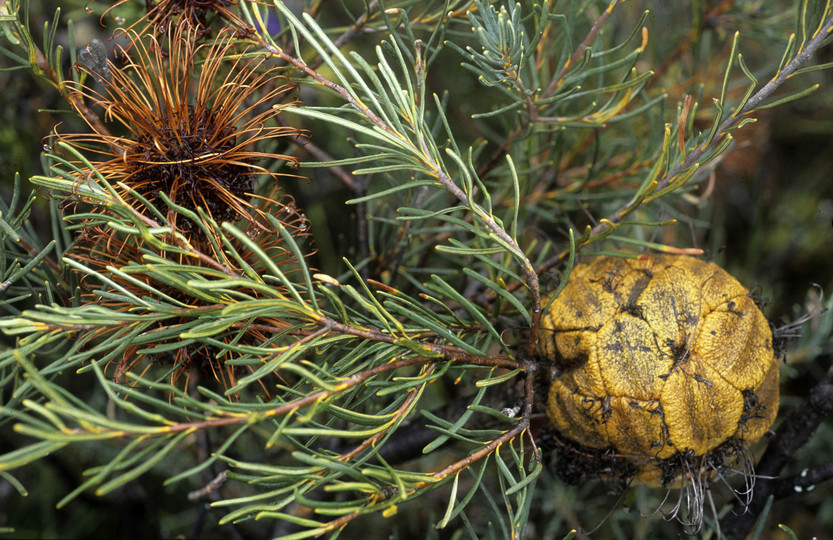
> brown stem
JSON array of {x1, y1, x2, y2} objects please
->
[
  {"x1": 319, "y1": 314, "x2": 522, "y2": 368},
  {"x1": 259, "y1": 40, "x2": 397, "y2": 137},
  {"x1": 16, "y1": 22, "x2": 113, "y2": 138},
  {"x1": 313, "y1": 367, "x2": 537, "y2": 534},
  {"x1": 67, "y1": 355, "x2": 436, "y2": 436},
  {"x1": 336, "y1": 364, "x2": 430, "y2": 463},
  {"x1": 540, "y1": 1, "x2": 624, "y2": 100}
]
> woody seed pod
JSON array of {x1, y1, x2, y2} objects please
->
[{"x1": 539, "y1": 254, "x2": 779, "y2": 487}]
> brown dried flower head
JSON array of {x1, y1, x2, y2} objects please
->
[
  {"x1": 100, "y1": 0, "x2": 255, "y2": 42},
  {"x1": 59, "y1": 21, "x2": 303, "y2": 243},
  {"x1": 69, "y1": 190, "x2": 312, "y2": 392}
]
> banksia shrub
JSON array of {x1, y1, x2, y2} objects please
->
[{"x1": 1, "y1": 1, "x2": 833, "y2": 539}]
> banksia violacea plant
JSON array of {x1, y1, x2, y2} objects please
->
[{"x1": 4, "y1": 2, "x2": 833, "y2": 538}]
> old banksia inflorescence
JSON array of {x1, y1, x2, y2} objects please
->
[
  {"x1": 539, "y1": 254, "x2": 779, "y2": 524},
  {"x1": 54, "y1": 18, "x2": 312, "y2": 389},
  {"x1": 69, "y1": 188, "x2": 312, "y2": 389},
  {"x1": 59, "y1": 21, "x2": 303, "y2": 242}
]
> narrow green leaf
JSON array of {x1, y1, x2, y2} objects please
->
[
  {"x1": 754, "y1": 84, "x2": 820, "y2": 110},
  {"x1": 0, "y1": 439, "x2": 67, "y2": 471},
  {"x1": 96, "y1": 431, "x2": 192, "y2": 495}
]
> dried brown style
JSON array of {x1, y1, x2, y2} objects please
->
[{"x1": 52, "y1": 20, "x2": 313, "y2": 390}]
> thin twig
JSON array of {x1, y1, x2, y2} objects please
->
[
  {"x1": 318, "y1": 313, "x2": 522, "y2": 368},
  {"x1": 258, "y1": 10, "x2": 542, "y2": 353},
  {"x1": 313, "y1": 405, "x2": 534, "y2": 535},
  {"x1": 0, "y1": 4, "x2": 113, "y2": 138},
  {"x1": 63, "y1": 339, "x2": 518, "y2": 438},
  {"x1": 540, "y1": 0, "x2": 625, "y2": 100},
  {"x1": 336, "y1": 368, "x2": 427, "y2": 463},
  {"x1": 65, "y1": 355, "x2": 435, "y2": 436},
  {"x1": 187, "y1": 470, "x2": 228, "y2": 501},
  {"x1": 534, "y1": 8, "x2": 833, "y2": 276}
]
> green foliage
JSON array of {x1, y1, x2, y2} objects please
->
[{"x1": 1, "y1": 0, "x2": 833, "y2": 538}]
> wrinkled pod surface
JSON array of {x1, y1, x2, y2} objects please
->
[{"x1": 539, "y1": 254, "x2": 779, "y2": 486}]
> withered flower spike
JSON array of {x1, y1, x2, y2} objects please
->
[
  {"x1": 69, "y1": 190, "x2": 312, "y2": 393},
  {"x1": 59, "y1": 21, "x2": 305, "y2": 243}
]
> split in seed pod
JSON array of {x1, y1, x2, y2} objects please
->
[
  {"x1": 56, "y1": 21, "x2": 305, "y2": 249},
  {"x1": 538, "y1": 254, "x2": 779, "y2": 528}
]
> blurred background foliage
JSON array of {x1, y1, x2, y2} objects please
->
[{"x1": 1, "y1": 0, "x2": 833, "y2": 538}]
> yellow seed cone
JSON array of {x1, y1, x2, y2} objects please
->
[{"x1": 540, "y1": 254, "x2": 779, "y2": 484}]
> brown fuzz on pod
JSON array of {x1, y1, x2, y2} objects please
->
[{"x1": 538, "y1": 254, "x2": 779, "y2": 521}]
